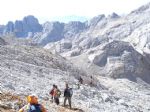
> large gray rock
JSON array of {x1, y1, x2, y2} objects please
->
[
  {"x1": 88, "y1": 41, "x2": 150, "y2": 83},
  {"x1": 61, "y1": 40, "x2": 72, "y2": 49},
  {"x1": 3, "y1": 15, "x2": 42, "y2": 37},
  {"x1": 22, "y1": 15, "x2": 42, "y2": 34},
  {"x1": 79, "y1": 37, "x2": 101, "y2": 49},
  {"x1": 0, "y1": 37, "x2": 7, "y2": 45},
  {"x1": 88, "y1": 14, "x2": 105, "y2": 27},
  {"x1": 63, "y1": 21, "x2": 86, "y2": 38},
  {"x1": 33, "y1": 22, "x2": 64, "y2": 45}
]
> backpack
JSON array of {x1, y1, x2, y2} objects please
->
[
  {"x1": 69, "y1": 88, "x2": 73, "y2": 97},
  {"x1": 57, "y1": 89, "x2": 61, "y2": 97},
  {"x1": 28, "y1": 104, "x2": 42, "y2": 112},
  {"x1": 65, "y1": 88, "x2": 73, "y2": 97}
]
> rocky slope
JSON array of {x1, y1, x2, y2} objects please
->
[
  {"x1": 0, "y1": 74, "x2": 150, "y2": 112},
  {"x1": 0, "y1": 42, "x2": 87, "y2": 111},
  {"x1": 0, "y1": 40, "x2": 149, "y2": 112},
  {"x1": 63, "y1": 40, "x2": 150, "y2": 84},
  {"x1": 0, "y1": 44, "x2": 87, "y2": 94},
  {"x1": 0, "y1": 37, "x2": 7, "y2": 45},
  {"x1": 43, "y1": 2, "x2": 150, "y2": 84}
]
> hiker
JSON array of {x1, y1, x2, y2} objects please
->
[
  {"x1": 64, "y1": 83, "x2": 73, "y2": 109},
  {"x1": 79, "y1": 76, "x2": 83, "y2": 84},
  {"x1": 77, "y1": 76, "x2": 83, "y2": 89},
  {"x1": 49, "y1": 84, "x2": 56, "y2": 102},
  {"x1": 90, "y1": 76, "x2": 93, "y2": 86},
  {"x1": 19, "y1": 94, "x2": 47, "y2": 112},
  {"x1": 53, "y1": 85, "x2": 61, "y2": 105}
]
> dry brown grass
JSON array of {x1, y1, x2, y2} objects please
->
[{"x1": 0, "y1": 92, "x2": 26, "y2": 112}]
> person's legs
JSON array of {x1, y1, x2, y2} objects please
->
[
  {"x1": 51, "y1": 96, "x2": 54, "y2": 103},
  {"x1": 55, "y1": 97, "x2": 59, "y2": 105},
  {"x1": 68, "y1": 97, "x2": 72, "y2": 109},
  {"x1": 54, "y1": 97, "x2": 56, "y2": 104},
  {"x1": 64, "y1": 97, "x2": 67, "y2": 106}
]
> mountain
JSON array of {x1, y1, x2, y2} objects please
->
[
  {"x1": 32, "y1": 22, "x2": 64, "y2": 45},
  {"x1": 3, "y1": 15, "x2": 42, "y2": 37},
  {"x1": 32, "y1": 21, "x2": 86, "y2": 45},
  {"x1": 2, "y1": 3, "x2": 150, "y2": 83},
  {"x1": 1, "y1": 2, "x2": 150, "y2": 112},
  {"x1": 67, "y1": 40, "x2": 150, "y2": 83},
  {"x1": 0, "y1": 41, "x2": 89, "y2": 96},
  {"x1": 44, "y1": 2, "x2": 150, "y2": 84}
]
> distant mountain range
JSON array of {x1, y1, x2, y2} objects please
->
[
  {"x1": 1, "y1": 2, "x2": 150, "y2": 83},
  {"x1": 0, "y1": 13, "x2": 120, "y2": 45}
]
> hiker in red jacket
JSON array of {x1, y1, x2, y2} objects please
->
[
  {"x1": 53, "y1": 85, "x2": 61, "y2": 105},
  {"x1": 49, "y1": 84, "x2": 56, "y2": 103}
]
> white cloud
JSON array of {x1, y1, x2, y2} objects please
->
[{"x1": 0, "y1": 0, "x2": 149, "y2": 24}]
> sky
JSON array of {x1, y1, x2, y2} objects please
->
[{"x1": 0, "y1": 0, "x2": 149, "y2": 24}]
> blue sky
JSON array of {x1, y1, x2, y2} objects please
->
[{"x1": 0, "y1": 0, "x2": 149, "y2": 24}]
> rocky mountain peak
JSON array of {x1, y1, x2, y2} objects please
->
[
  {"x1": 63, "y1": 21, "x2": 86, "y2": 37},
  {"x1": 131, "y1": 2, "x2": 150, "y2": 14},
  {"x1": 88, "y1": 14, "x2": 105, "y2": 27},
  {"x1": 108, "y1": 12, "x2": 120, "y2": 19},
  {"x1": 4, "y1": 21, "x2": 14, "y2": 34},
  {"x1": 42, "y1": 21, "x2": 63, "y2": 33},
  {"x1": 23, "y1": 15, "x2": 39, "y2": 24},
  {"x1": 3, "y1": 15, "x2": 42, "y2": 37},
  {"x1": 33, "y1": 21, "x2": 64, "y2": 45},
  {"x1": 33, "y1": 21, "x2": 86, "y2": 45}
]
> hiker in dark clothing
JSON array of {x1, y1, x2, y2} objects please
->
[
  {"x1": 79, "y1": 76, "x2": 83, "y2": 84},
  {"x1": 77, "y1": 76, "x2": 83, "y2": 89},
  {"x1": 90, "y1": 76, "x2": 93, "y2": 86},
  {"x1": 64, "y1": 83, "x2": 72, "y2": 109}
]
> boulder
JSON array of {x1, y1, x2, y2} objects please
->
[
  {"x1": 0, "y1": 37, "x2": 7, "y2": 45},
  {"x1": 61, "y1": 40, "x2": 72, "y2": 49},
  {"x1": 63, "y1": 21, "x2": 86, "y2": 38},
  {"x1": 88, "y1": 41, "x2": 150, "y2": 83}
]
